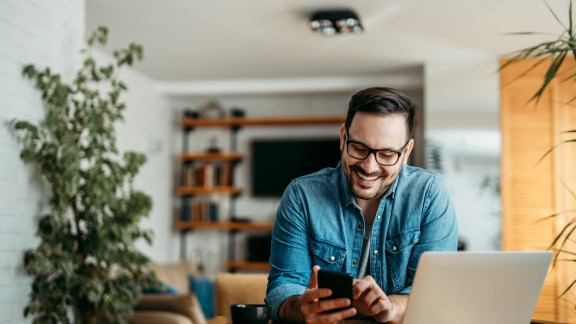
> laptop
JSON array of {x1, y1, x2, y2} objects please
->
[{"x1": 403, "y1": 251, "x2": 552, "y2": 324}]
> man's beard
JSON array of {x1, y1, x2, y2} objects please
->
[{"x1": 344, "y1": 161, "x2": 392, "y2": 200}]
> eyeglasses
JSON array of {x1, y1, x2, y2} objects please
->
[{"x1": 345, "y1": 133, "x2": 411, "y2": 166}]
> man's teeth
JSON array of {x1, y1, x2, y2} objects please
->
[{"x1": 358, "y1": 173, "x2": 378, "y2": 181}]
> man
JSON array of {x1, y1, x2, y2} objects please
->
[{"x1": 265, "y1": 87, "x2": 458, "y2": 323}]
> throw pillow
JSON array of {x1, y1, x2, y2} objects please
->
[
  {"x1": 189, "y1": 275, "x2": 215, "y2": 318},
  {"x1": 142, "y1": 280, "x2": 180, "y2": 295}
]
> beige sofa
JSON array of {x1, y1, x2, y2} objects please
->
[
  {"x1": 128, "y1": 262, "x2": 207, "y2": 324},
  {"x1": 127, "y1": 262, "x2": 268, "y2": 324}
]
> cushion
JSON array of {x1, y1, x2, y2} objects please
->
[
  {"x1": 143, "y1": 280, "x2": 180, "y2": 295},
  {"x1": 152, "y1": 262, "x2": 199, "y2": 294},
  {"x1": 134, "y1": 294, "x2": 206, "y2": 324},
  {"x1": 214, "y1": 273, "x2": 268, "y2": 318},
  {"x1": 189, "y1": 276, "x2": 215, "y2": 318}
]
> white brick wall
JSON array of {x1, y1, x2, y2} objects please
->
[{"x1": 0, "y1": 0, "x2": 84, "y2": 322}]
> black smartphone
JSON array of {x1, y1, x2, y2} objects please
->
[{"x1": 318, "y1": 269, "x2": 354, "y2": 311}]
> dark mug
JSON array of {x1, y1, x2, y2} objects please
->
[{"x1": 230, "y1": 304, "x2": 270, "y2": 324}]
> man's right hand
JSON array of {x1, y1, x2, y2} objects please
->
[{"x1": 279, "y1": 265, "x2": 357, "y2": 323}]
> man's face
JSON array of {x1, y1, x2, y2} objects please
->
[{"x1": 340, "y1": 112, "x2": 414, "y2": 201}]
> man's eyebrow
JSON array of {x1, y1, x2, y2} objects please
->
[{"x1": 347, "y1": 137, "x2": 399, "y2": 151}]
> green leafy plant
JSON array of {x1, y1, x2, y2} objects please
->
[
  {"x1": 13, "y1": 26, "x2": 158, "y2": 323},
  {"x1": 502, "y1": 0, "x2": 576, "y2": 300},
  {"x1": 501, "y1": 0, "x2": 576, "y2": 103}
]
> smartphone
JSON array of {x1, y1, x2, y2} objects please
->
[{"x1": 318, "y1": 269, "x2": 354, "y2": 311}]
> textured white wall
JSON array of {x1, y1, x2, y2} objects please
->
[
  {"x1": 425, "y1": 56, "x2": 502, "y2": 251},
  {"x1": 0, "y1": 0, "x2": 85, "y2": 322}
]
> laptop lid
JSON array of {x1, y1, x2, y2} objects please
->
[{"x1": 403, "y1": 251, "x2": 552, "y2": 324}]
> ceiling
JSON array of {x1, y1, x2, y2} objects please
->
[{"x1": 86, "y1": 0, "x2": 569, "y2": 84}]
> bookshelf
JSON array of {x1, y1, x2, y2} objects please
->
[{"x1": 177, "y1": 115, "x2": 345, "y2": 272}]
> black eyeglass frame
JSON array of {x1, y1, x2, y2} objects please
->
[{"x1": 345, "y1": 133, "x2": 411, "y2": 166}]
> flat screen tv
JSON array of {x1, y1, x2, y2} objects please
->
[{"x1": 251, "y1": 138, "x2": 342, "y2": 197}]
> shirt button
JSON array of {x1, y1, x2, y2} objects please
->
[
  {"x1": 330, "y1": 256, "x2": 335, "y2": 261},
  {"x1": 373, "y1": 249, "x2": 379, "y2": 255},
  {"x1": 357, "y1": 223, "x2": 363, "y2": 230},
  {"x1": 392, "y1": 246, "x2": 397, "y2": 251},
  {"x1": 352, "y1": 260, "x2": 358, "y2": 265},
  {"x1": 377, "y1": 215, "x2": 381, "y2": 220}
]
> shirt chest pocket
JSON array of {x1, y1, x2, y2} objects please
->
[
  {"x1": 385, "y1": 229, "x2": 420, "y2": 290},
  {"x1": 310, "y1": 237, "x2": 347, "y2": 271}
]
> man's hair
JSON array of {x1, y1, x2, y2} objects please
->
[{"x1": 345, "y1": 87, "x2": 416, "y2": 139}]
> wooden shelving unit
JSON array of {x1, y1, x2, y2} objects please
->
[
  {"x1": 177, "y1": 115, "x2": 345, "y2": 272},
  {"x1": 180, "y1": 152, "x2": 242, "y2": 161},
  {"x1": 180, "y1": 116, "x2": 345, "y2": 128},
  {"x1": 178, "y1": 186, "x2": 242, "y2": 196}
]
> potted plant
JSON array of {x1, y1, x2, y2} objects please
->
[
  {"x1": 501, "y1": 0, "x2": 576, "y2": 299},
  {"x1": 13, "y1": 26, "x2": 158, "y2": 323}
]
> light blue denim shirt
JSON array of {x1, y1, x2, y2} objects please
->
[{"x1": 265, "y1": 163, "x2": 458, "y2": 321}]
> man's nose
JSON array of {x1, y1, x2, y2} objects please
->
[{"x1": 359, "y1": 152, "x2": 380, "y2": 173}]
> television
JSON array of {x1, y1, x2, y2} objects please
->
[{"x1": 251, "y1": 138, "x2": 342, "y2": 197}]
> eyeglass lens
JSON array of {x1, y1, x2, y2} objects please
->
[{"x1": 347, "y1": 142, "x2": 400, "y2": 166}]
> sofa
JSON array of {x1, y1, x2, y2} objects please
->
[
  {"x1": 126, "y1": 262, "x2": 268, "y2": 324},
  {"x1": 128, "y1": 262, "x2": 207, "y2": 324}
]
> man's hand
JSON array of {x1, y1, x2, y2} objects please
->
[
  {"x1": 279, "y1": 265, "x2": 357, "y2": 323},
  {"x1": 353, "y1": 276, "x2": 409, "y2": 323}
]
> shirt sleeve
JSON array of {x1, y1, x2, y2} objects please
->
[{"x1": 265, "y1": 180, "x2": 312, "y2": 322}]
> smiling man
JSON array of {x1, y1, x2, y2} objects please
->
[{"x1": 265, "y1": 87, "x2": 458, "y2": 324}]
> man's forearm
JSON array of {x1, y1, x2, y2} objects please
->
[
  {"x1": 385, "y1": 294, "x2": 409, "y2": 324},
  {"x1": 279, "y1": 295, "x2": 305, "y2": 323}
]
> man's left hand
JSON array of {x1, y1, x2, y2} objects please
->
[{"x1": 352, "y1": 276, "x2": 408, "y2": 323}]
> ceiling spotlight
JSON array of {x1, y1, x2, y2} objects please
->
[{"x1": 309, "y1": 9, "x2": 364, "y2": 36}]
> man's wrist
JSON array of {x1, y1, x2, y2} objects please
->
[
  {"x1": 279, "y1": 295, "x2": 304, "y2": 323},
  {"x1": 384, "y1": 294, "x2": 409, "y2": 324}
]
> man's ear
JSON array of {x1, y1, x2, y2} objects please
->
[
  {"x1": 339, "y1": 124, "x2": 346, "y2": 151},
  {"x1": 403, "y1": 139, "x2": 415, "y2": 166}
]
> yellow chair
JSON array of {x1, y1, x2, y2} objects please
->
[{"x1": 213, "y1": 273, "x2": 269, "y2": 318}]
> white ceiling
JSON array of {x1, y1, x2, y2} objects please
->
[{"x1": 86, "y1": 0, "x2": 569, "y2": 84}]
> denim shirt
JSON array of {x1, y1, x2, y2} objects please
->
[{"x1": 265, "y1": 163, "x2": 458, "y2": 322}]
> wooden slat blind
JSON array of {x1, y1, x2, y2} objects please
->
[{"x1": 501, "y1": 58, "x2": 576, "y2": 323}]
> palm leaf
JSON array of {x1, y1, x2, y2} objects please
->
[
  {"x1": 555, "y1": 248, "x2": 576, "y2": 256},
  {"x1": 545, "y1": 0, "x2": 569, "y2": 31},
  {"x1": 569, "y1": 0, "x2": 574, "y2": 36},
  {"x1": 559, "y1": 278, "x2": 576, "y2": 298},
  {"x1": 532, "y1": 51, "x2": 568, "y2": 102},
  {"x1": 535, "y1": 142, "x2": 564, "y2": 165},
  {"x1": 537, "y1": 210, "x2": 576, "y2": 223},
  {"x1": 501, "y1": 0, "x2": 576, "y2": 103}
]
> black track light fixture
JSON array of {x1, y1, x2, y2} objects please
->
[{"x1": 309, "y1": 9, "x2": 364, "y2": 36}]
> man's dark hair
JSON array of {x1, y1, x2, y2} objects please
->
[{"x1": 345, "y1": 87, "x2": 416, "y2": 139}]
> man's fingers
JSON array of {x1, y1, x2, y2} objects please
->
[
  {"x1": 309, "y1": 265, "x2": 321, "y2": 289},
  {"x1": 311, "y1": 306, "x2": 357, "y2": 324},
  {"x1": 353, "y1": 275, "x2": 379, "y2": 298},
  {"x1": 303, "y1": 298, "x2": 356, "y2": 323},
  {"x1": 302, "y1": 288, "x2": 332, "y2": 303}
]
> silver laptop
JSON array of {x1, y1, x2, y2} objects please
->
[{"x1": 403, "y1": 251, "x2": 552, "y2": 324}]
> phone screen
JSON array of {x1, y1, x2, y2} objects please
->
[{"x1": 318, "y1": 269, "x2": 354, "y2": 311}]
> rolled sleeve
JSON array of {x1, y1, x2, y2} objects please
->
[
  {"x1": 265, "y1": 283, "x2": 307, "y2": 322},
  {"x1": 266, "y1": 181, "x2": 313, "y2": 322}
]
